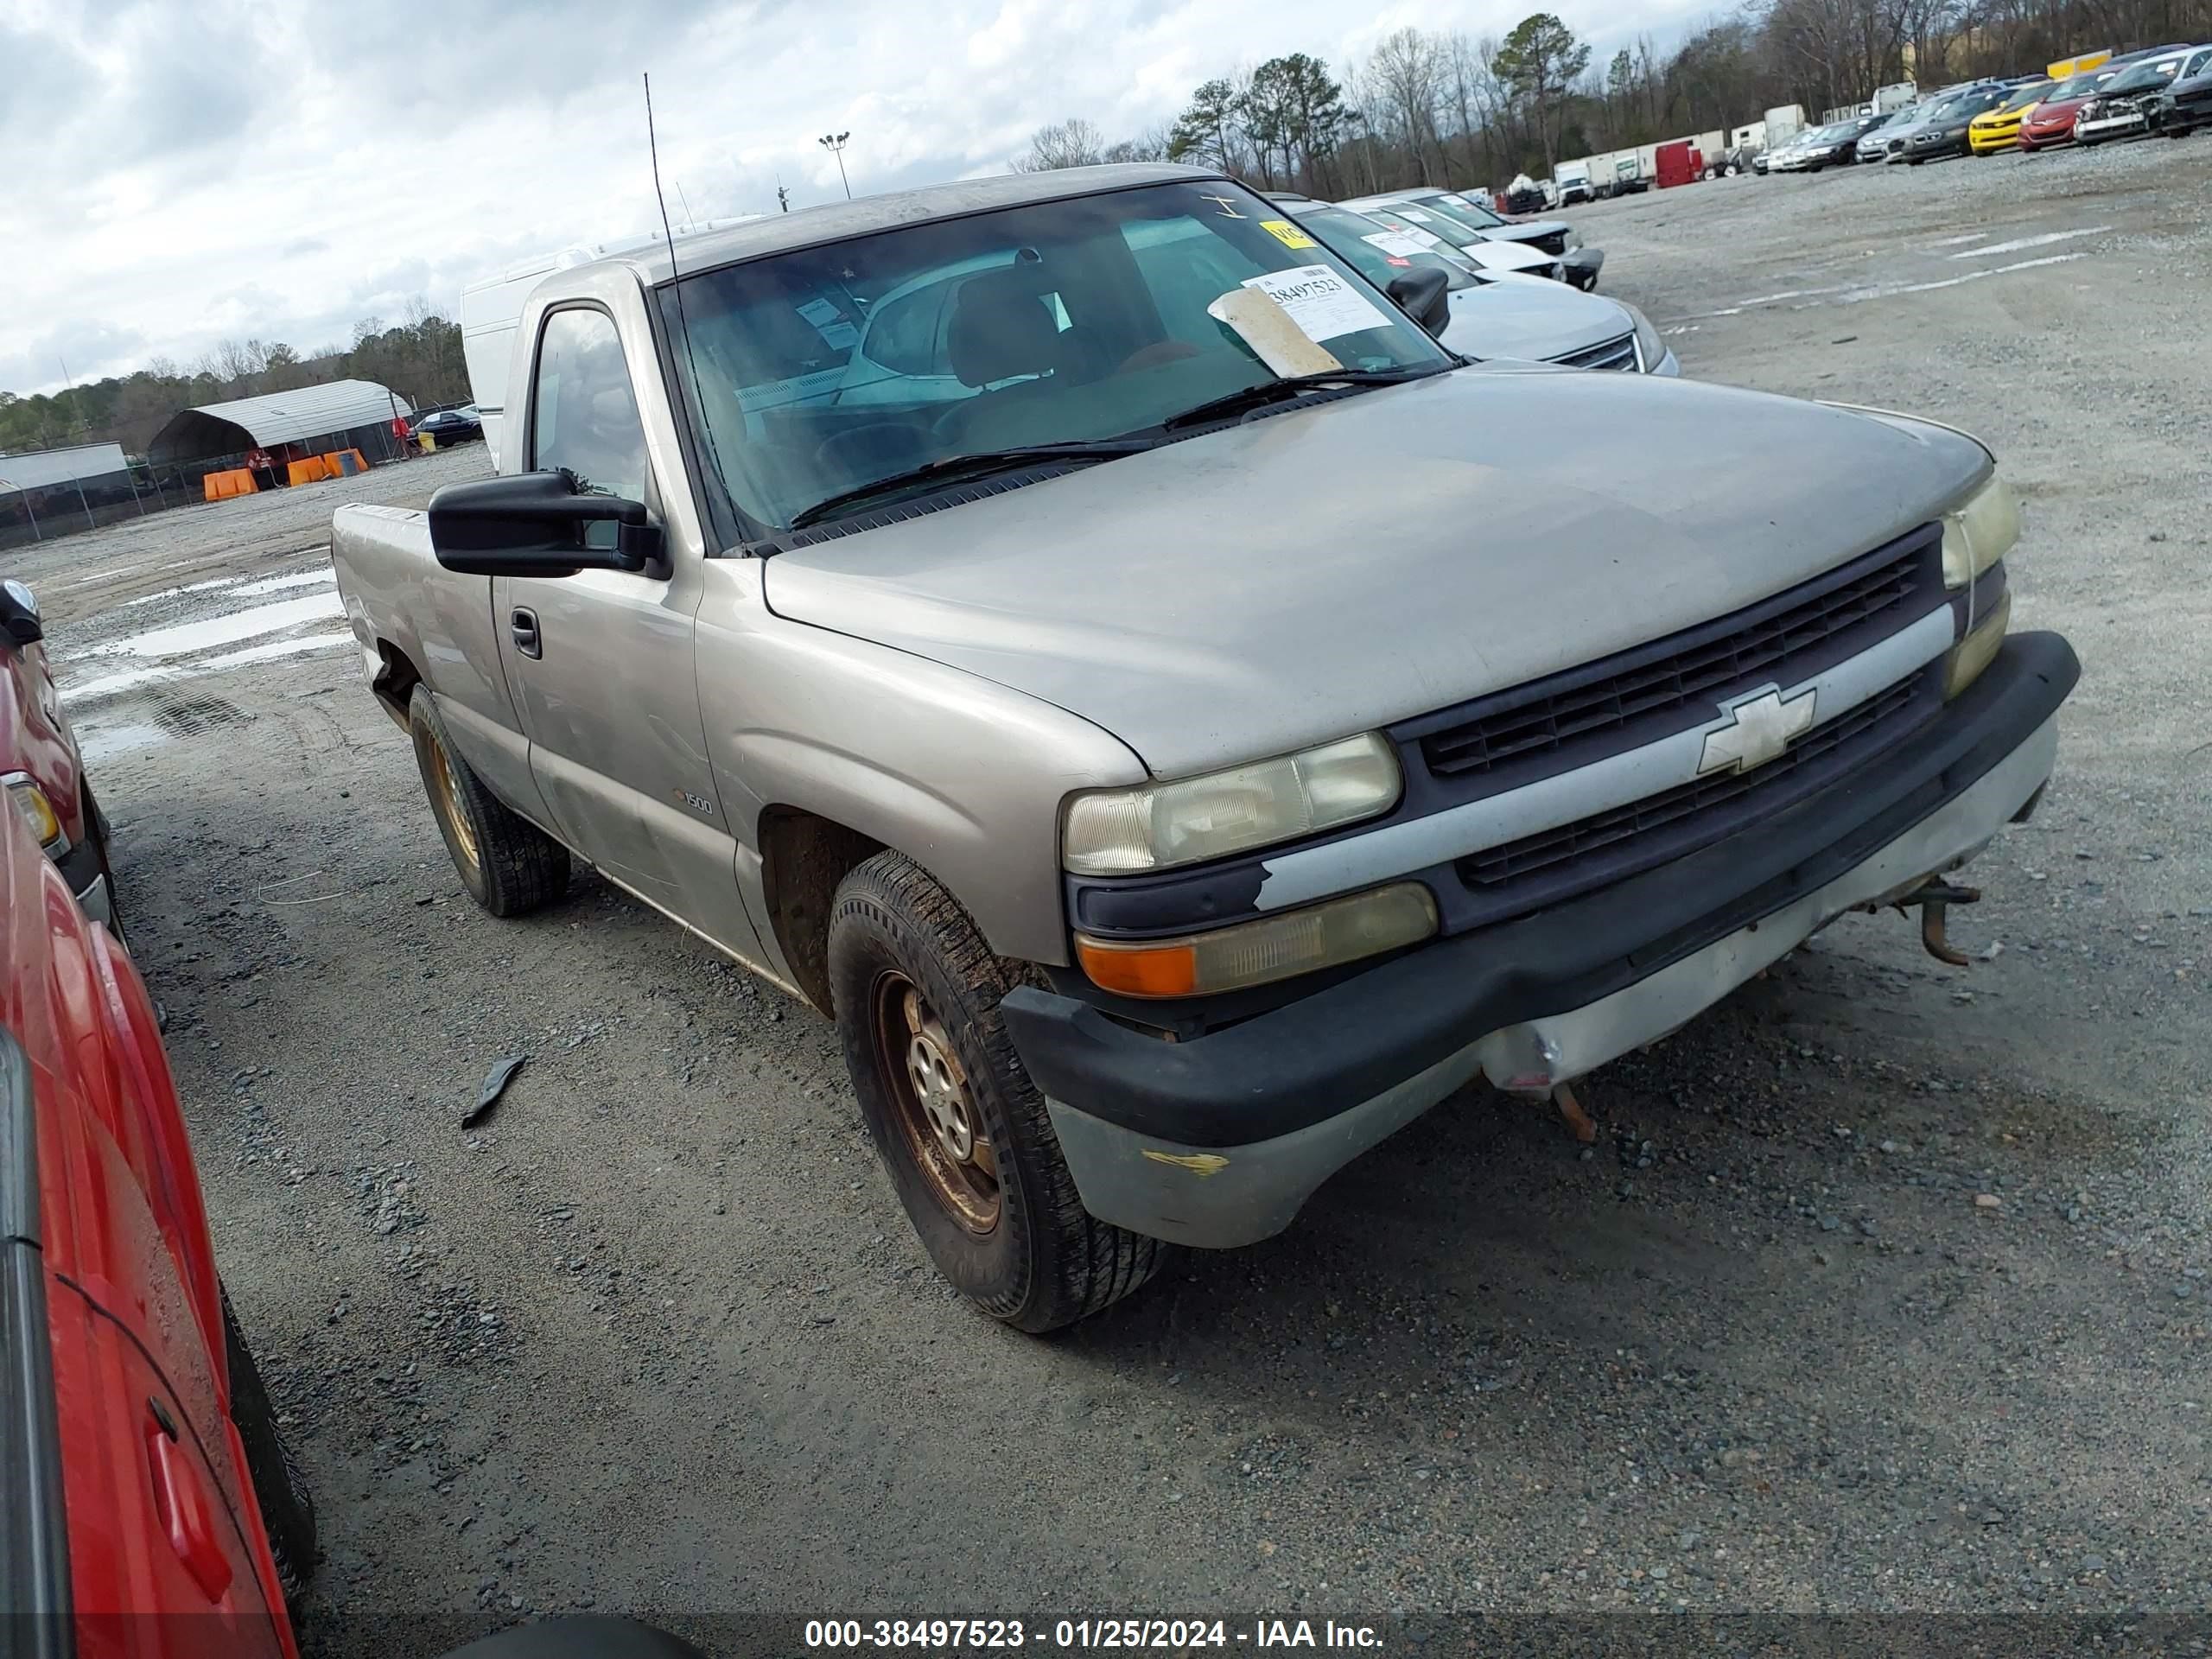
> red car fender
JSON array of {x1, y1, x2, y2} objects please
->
[
  {"x1": 6, "y1": 812, "x2": 298, "y2": 1659},
  {"x1": 1, "y1": 636, "x2": 90, "y2": 850}
]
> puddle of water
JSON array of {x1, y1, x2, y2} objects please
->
[
  {"x1": 1949, "y1": 226, "x2": 2111, "y2": 260},
  {"x1": 232, "y1": 568, "x2": 335, "y2": 597},
  {"x1": 202, "y1": 631, "x2": 352, "y2": 669},
  {"x1": 77, "y1": 721, "x2": 166, "y2": 764},
  {"x1": 128, "y1": 574, "x2": 240, "y2": 607},
  {"x1": 61, "y1": 625, "x2": 354, "y2": 705},
  {"x1": 105, "y1": 591, "x2": 344, "y2": 658}
]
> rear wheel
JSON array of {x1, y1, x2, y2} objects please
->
[
  {"x1": 408, "y1": 686, "x2": 569, "y2": 916},
  {"x1": 221, "y1": 1287, "x2": 316, "y2": 1616},
  {"x1": 827, "y1": 851, "x2": 1163, "y2": 1332}
]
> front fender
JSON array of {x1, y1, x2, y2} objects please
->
[{"x1": 695, "y1": 559, "x2": 1147, "y2": 967}]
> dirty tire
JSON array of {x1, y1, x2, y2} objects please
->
[
  {"x1": 409, "y1": 685, "x2": 568, "y2": 917},
  {"x1": 827, "y1": 850, "x2": 1164, "y2": 1332},
  {"x1": 221, "y1": 1286, "x2": 317, "y2": 1614}
]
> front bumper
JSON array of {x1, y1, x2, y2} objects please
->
[
  {"x1": 2075, "y1": 111, "x2": 2146, "y2": 142},
  {"x1": 1005, "y1": 632, "x2": 2077, "y2": 1249},
  {"x1": 1968, "y1": 124, "x2": 2021, "y2": 151},
  {"x1": 1561, "y1": 248, "x2": 1604, "y2": 289}
]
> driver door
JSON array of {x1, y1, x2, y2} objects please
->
[{"x1": 493, "y1": 303, "x2": 766, "y2": 961}]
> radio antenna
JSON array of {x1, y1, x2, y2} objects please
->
[{"x1": 643, "y1": 73, "x2": 729, "y2": 541}]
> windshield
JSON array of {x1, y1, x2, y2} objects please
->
[
  {"x1": 660, "y1": 181, "x2": 1452, "y2": 534},
  {"x1": 2046, "y1": 72, "x2": 2111, "y2": 100},
  {"x1": 1289, "y1": 206, "x2": 1478, "y2": 292},
  {"x1": 1389, "y1": 197, "x2": 1502, "y2": 245},
  {"x1": 2104, "y1": 60, "x2": 2178, "y2": 92},
  {"x1": 1433, "y1": 192, "x2": 1510, "y2": 228}
]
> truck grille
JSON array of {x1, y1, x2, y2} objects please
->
[
  {"x1": 1410, "y1": 528, "x2": 1936, "y2": 784},
  {"x1": 1551, "y1": 332, "x2": 1639, "y2": 372},
  {"x1": 1456, "y1": 673, "x2": 1928, "y2": 894}
]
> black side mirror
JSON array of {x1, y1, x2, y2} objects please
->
[
  {"x1": 0, "y1": 579, "x2": 41, "y2": 645},
  {"x1": 1385, "y1": 267, "x2": 1453, "y2": 339},
  {"x1": 428, "y1": 470, "x2": 663, "y2": 579}
]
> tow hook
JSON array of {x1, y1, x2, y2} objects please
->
[{"x1": 1897, "y1": 880, "x2": 1981, "y2": 967}]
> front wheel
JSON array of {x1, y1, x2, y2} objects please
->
[{"x1": 827, "y1": 851, "x2": 1164, "y2": 1332}]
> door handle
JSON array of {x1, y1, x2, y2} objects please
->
[{"x1": 511, "y1": 607, "x2": 542, "y2": 659}]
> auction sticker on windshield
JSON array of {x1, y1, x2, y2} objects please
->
[
  {"x1": 1259, "y1": 218, "x2": 1319, "y2": 250},
  {"x1": 1361, "y1": 230, "x2": 1432, "y2": 258},
  {"x1": 1238, "y1": 264, "x2": 1389, "y2": 342}
]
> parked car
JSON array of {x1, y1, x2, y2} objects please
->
[
  {"x1": 1853, "y1": 105, "x2": 1925, "y2": 162},
  {"x1": 2, "y1": 577, "x2": 120, "y2": 938},
  {"x1": 2018, "y1": 66, "x2": 2127, "y2": 146},
  {"x1": 1900, "y1": 81, "x2": 2024, "y2": 162},
  {"x1": 1, "y1": 782, "x2": 716, "y2": 1659},
  {"x1": 1768, "y1": 114, "x2": 1885, "y2": 171},
  {"x1": 1329, "y1": 201, "x2": 1567, "y2": 282},
  {"x1": 2153, "y1": 60, "x2": 2212, "y2": 131},
  {"x1": 1968, "y1": 81, "x2": 2056, "y2": 151},
  {"x1": 411, "y1": 404, "x2": 486, "y2": 445},
  {"x1": 1272, "y1": 196, "x2": 1675, "y2": 374},
  {"x1": 2075, "y1": 46, "x2": 2212, "y2": 143},
  {"x1": 329, "y1": 162, "x2": 2076, "y2": 1331},
  {"x1": 1343, "y1": 189, "x2": 1605, "y2": 290},
  {"x1": 0, "y1": 792, "x2": 315, "y2": 1657}
]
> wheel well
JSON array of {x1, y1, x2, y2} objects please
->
[
  {"x1": 372, "y1": 640, "x2": 422, "y2": 727},
  {"x1": 758, "y1": 807, "x2": 883, "y2": 1014}
]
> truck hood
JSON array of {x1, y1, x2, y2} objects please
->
[
  {"x1": 1439, "y1": 278, "x2": 1630, "y2": 364},
  {"x1": 761, "y1": 371, "x2": 1989, "y2": 779}
]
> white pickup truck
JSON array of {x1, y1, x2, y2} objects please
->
[{"x1": 330, "y1": 163, "x2": 2076, "y2": 1330}]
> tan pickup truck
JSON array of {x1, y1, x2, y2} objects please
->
[{"x1": 331, "y1": 164, "x2": 2077, "y2": 1330}]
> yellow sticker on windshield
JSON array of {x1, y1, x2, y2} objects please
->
[{"x1": 1259, "y1": 219, "x2": 1319, "y2": 250}]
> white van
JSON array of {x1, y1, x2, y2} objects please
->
[{"x1": 461, "y1": 219, "x2": 762, "y2": 461}]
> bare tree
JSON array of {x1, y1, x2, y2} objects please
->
[
  {"x1": 1013, "y1": 118, "x2": 1106, "y2": 172},
  {"x1": 1370, "y1": 29, "x2": 1448, "y2": 183}
]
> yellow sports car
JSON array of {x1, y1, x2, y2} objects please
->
[{"x1": 1970, "y1": 82, "x2": 2053, "y2": 151}]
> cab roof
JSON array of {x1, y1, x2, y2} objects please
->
[{"x1": 596, "y1": 164, "x2": 1222, "y2": 286}]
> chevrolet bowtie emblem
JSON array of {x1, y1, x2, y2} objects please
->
[{"x1": 1698, "y1": 685, "x2": 1817, "y2": 776}]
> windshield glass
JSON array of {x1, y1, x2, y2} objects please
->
[
  {"x1": 1433, "y1": 192, "x2": 1510, "y2": 227},
  {"x1": 2046, "y1": 72, "x2": 2110, "y2": 99},
  {"x1": 660, "y1": 181, "x2": 1452, "y2": 534},
  {"x1": 1290, "y1": 207, "x2": 1478, "y2": 292},
  {"x1": 1392, "y1": 197, "x2": 1502, "y2": 244},
  {"x1": 2104, "y1": 60, "x2": 2177, "y2": 92}
]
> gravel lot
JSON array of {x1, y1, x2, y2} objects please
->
[{"x1": 18, "y1": 136, "x2": 2212, "y2": 1654}]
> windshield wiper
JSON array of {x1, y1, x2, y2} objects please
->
[
  {"x1": 1160, "y1": 366, "x2": 1436, "y2": 432},
  {"x1": 786, "y1": 440, "x2": 1157, "y2": 531}
]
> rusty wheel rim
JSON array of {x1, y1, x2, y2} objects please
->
[
  {"x1": 425, "y1": 734, "x2": 480, "y2": 874},
  {"x1": 870, "y1": 970, "x2": 999, "y2": 1235}
]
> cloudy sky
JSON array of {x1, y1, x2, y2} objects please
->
[{"x1": 3, "y1": 0, "x2": 1713, "y2": 397}]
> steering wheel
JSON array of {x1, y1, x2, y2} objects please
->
[
  {"x1": 1113, "y1": 340, "x2": 1201, "y2": 376},
  {"x1": 812, "y1": 423, "x2": 927, "y2": 478}
]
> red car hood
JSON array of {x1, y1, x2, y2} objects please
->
[{"x1": 2024, "y1": 97, "x2": 2093, "y2": 130}]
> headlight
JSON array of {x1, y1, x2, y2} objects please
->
[
  {"x1": 1624, "y1": 304, "x2": 1667, "y2": 372},
  {"x1": 4, "y1": 773, "x2": 65, "y2": 849},
  {"x1": 1063, "y1": 733, "x2": 1401, "y2": 875},
  {"x1": 1074, "y1": 881, "x2": 1438, "y2": 998},
  {"x1": 1945, "y1": 589, "x2": 2012, "y2": 698},
  {"x1": 1941, "y1": 474, "x2": 2020, "y2": 588}
]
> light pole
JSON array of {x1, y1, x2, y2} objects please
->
[{"x1": 818, "y1": 130, "x2": 852, "y2": 200}]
